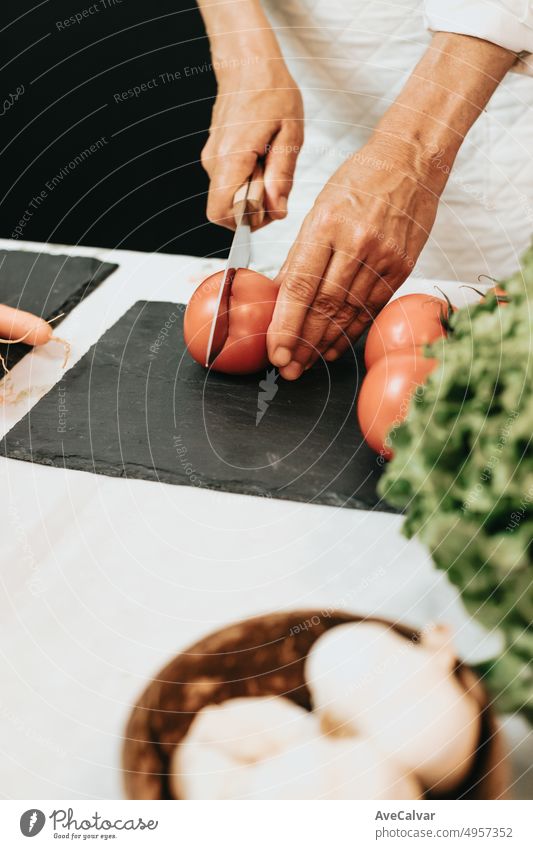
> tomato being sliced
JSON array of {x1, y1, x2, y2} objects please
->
[
  {"x1": 364, "y1": 294, "x2": 451, "y2": 370},
  {"x1": 357, "y1": 348, "x2": 438, "y2": 460},
  {"x1": 184, "y1": 268, "x2": 279, "y2": 374}
]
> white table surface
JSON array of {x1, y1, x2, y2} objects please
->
[{"x1": 0, "y1": 238, "x2": 530, "y2": 800}]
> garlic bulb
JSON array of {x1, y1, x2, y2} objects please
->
[
  {"x1": 244, "y1": 736, "x2": 422, "y2": 800},
  {"x1": 305, "y1": 622, "x2": 480, "y2": 792},
  {"x1": 170, "y1": 694, "x2": 420, "y2": 800},
  {"x1": 172, "y1": 746, "x2": 241, "y2": 800},
  {"x1": 170, "y1": 696, "x2": 321, "y2": 800}
]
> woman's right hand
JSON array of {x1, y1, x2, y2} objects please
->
[{"x1": 201, "y1": 57, "x2": 304, "y2": 230}]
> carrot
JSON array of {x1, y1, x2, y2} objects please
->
[{"x1": 0, "y1": 304, "x2": 52, "y2": 346}]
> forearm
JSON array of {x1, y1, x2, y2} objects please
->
[
  {"x1": 196, "y1": 0, "x2": 283, "y2": 77},
  {"x1": 370, "y1": 32, "x2": 516, "y2": 192}
]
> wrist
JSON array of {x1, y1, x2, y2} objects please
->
[
  {"x1": 199, "y1": 0, "x2": 284, "y2": 80},
  {"x1": 367, "y1": 119, "x2": 459, "y2": 196},
  {"x1": 210, "y1": 43, "x2": 287, "y2": 85},
  {"x1": 367, "y1": 31, "x2": 515, "y2": 194},
  {"x1": 357, "y1": 133, "x2": 450, "y2": 197}
]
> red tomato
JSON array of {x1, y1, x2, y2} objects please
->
[
  {"x1": 184, "y1": 268, "x2": 278, "y2": 374},
  {"x1": 485, "y1": 286, "x2": 509, "y2": 306},
  {"x1": 364, "y1": 294, "x2": 450, "y2": 370},
  {"x1": 358, "y1": 348, "x2": 438, "y2": 460}
]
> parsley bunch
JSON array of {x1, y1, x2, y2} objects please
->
[{"x1": 380, "y1": 248, "x2": 533, "y2": 722}]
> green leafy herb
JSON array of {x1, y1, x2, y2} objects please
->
[{"x1": 379, "y1": 247, "x2": 533, "y2": 723}]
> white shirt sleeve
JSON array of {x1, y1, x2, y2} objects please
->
[{"x1": 424, "y1": 1, "x2": 533, "y2": 56}]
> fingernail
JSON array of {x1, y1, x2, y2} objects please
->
[
  {"x1": 281, "y1": 361, "x2": 303, "y2": 380},
  {"x1": 324, "y1": 349, "x2": 340, "y2": 362},
  {"x1": 271, "y1": 346, "x2": 292, "y2": 367},
  {"x1": 275, "y1": 196, "x2": 288, "y2": 218}
]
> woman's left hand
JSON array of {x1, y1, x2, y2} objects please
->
[
  {"x1": 266, "y1": 139, "x2": 441, "y2": 379},
  {"x1": 266, "y1": 29, "x2": 517, "y2": 381}
]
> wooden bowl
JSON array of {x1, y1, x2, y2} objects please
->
[{"x1": 122, "y1": 610, "x2": 509, "y2": 800}]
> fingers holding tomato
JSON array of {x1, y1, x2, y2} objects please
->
[{"x1": 185, "y1": 271, "x2": 443, "y2": 463}]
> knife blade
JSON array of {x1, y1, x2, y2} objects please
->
[{"x1": 204, "y1": 164, "x2": 265, "y2": 367}]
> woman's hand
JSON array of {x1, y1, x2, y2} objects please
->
[
  {"x1": 267, "y1": 31, "x2": 515, "y2": 379},
  {"x1": 201, "y1": 59, "x2": 303, "y2": 229},
  {"x1": 196, "y1": 0, "x2": 303, "y2": 229},
  {"x1": 0, "y1": 303, "x2": 52, "y2": 373},
  {"x1": 0, "y1": 304, "x2": 51, "y2": 347},
  {"x1": 267, "y1": 142, "x2": 439, "y2": 378}
]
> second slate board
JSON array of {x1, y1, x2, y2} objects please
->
[
  {"x1": 0, "y1": 249, "x2": 118, "y2": 370},
  {"x1": 1, "y1": 301, "x2": 391, "y2": 511}
]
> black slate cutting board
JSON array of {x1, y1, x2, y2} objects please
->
[
  {"x1": 1, "y1": 301, "x2": 391, "y2": 511},
  {"x1": 0, "y1": 249, "x2": 118, "y2": 370}
]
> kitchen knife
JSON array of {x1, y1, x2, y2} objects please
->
[{"x1": 204, "y1": 163, "x2": 265, "y2": 367}]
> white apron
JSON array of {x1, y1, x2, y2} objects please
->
[{"x1": 254, "y1": 0, "x2": 533, "y2": 283}]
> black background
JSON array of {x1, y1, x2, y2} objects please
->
[{"x1": 0, "y1": 0, "x2": 230, "y2": 257}]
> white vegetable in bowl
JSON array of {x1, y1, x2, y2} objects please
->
[
  {"x1": 244, "y1": 736, "x2": 422, "y2": 800},
  {"x1": 170, "y1": 696, "x2": 320, "y2": 800},
  {"x1": 172, "y1": 746, "x2": 239, "y2": 800},
  {"x1": 305, "y1": 622, "x2": 481, "y2": 793},
  {"x1": 170, "y1": 695, "x2": 421, "y2": 800}
]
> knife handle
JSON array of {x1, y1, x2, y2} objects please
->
[{"x1": 233, "y1": 162, "x2": 265, "y2": 230}]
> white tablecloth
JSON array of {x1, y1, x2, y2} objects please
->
[{"x1": 0, "y1": 239, "x2": 530, "y2": 799}]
